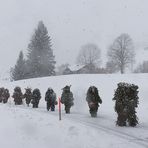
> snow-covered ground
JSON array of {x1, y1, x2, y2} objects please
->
[{"x1": 0, "y1": 74, "x2": 148, "y2": 148}]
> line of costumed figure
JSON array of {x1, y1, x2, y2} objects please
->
[{"x1": 0, "y1": 82, "x2": 139, "y2": 127}]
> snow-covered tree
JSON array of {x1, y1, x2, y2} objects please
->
[
  {"x1": 77, "y1": 43, "x2": 101, "y2": 66},
  {"x1": 107, "y1": 34, "x2": 135, "y2": 74},
  {"x1": 11, "y1": 51, "x2": 26, "y2": 81},
  {"x1": 27, "y1": 21, "x2": 56, "y2": 78}
]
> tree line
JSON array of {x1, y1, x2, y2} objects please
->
[
  {"x1": 11, "y1": 21, "x2": 148, "y2": 81},
  {"x1": 61, "y1": 33, "x2": 136, "y2": 75},
  {"x1": 62, "y1": 33, "x2": 148, "y2": 75}
]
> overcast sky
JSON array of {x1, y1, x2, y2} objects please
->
[{"x1": 0, "y1": 0, "x2": 148, "y2": 75}]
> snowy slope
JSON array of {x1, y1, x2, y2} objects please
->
[{"x1": 0, "y1": 74, "x2": 148, "y2": 148}]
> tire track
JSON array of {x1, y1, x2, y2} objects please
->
[{"x1": 68, "y1": 116, "x2": 148, "y2": 148}]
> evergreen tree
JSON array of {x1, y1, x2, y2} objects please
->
[
  {"x1": 27, "y1": 21, "x2": 56, "y2": 78},
  {"x1": 11, "y1": 51, "x2": 26, "y2": 81}
]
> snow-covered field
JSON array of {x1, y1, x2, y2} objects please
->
[{"x1": 0, "y1": 74, "x2": 148, "y2": 148}]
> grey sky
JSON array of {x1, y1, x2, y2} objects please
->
[{"x1": 0, "y1": 0, "x2": 148, "y2": 75}]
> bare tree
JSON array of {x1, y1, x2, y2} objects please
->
[
  {"x1": 107, "y1": 33, "x2": 135, "y2": 74},
  {"x1": 77, "y1": 43, "x2": 101, "y2": 66},
  {"x1": 105, "y1": 60, "x2": 118, "y2": 73}
]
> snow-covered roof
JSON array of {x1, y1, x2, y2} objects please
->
[{"x1": 69, "y1": 64, "x2": 84, "y2": 71}]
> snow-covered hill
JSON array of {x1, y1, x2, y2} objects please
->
[{"x1": 1, "y1": 74, "x2": 148, "y2": 148}]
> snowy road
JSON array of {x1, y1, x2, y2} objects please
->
[
  {"x1": 1, "y1": 103, "x2": 148, "y2": 148},
  {"x1": 1, "y1": 74, "x2": 148, "y2": 148}
]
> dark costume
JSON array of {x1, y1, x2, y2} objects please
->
[
  {"x1": 24, "y1": 88, "x2": 32, "y2": 106},
  {"x1": 86, "y1": 86, "x2": 102, "y2": 117},
  {"x1": 31, "y1": 88, "x2": 41, "y2": 108},
  {"x1": 45, "y1": 88, "x2": 57, "y2": 111},
  {"x1": 2, "y1": 89, "x2": 10, "y2": 103},
  {"x1": 12, "y1": 87, "x2": 23, "y2": 105},
  {"x1": 0, "y1": 87, "x2": 5, "y2": 103},
  {"x1": 61, "y1": 85, "x2": 74, "y2": 114},
  {"x1": 113, "y1": 82, "x2": 139, "y2": 127}
]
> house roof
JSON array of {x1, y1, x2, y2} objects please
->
[{"x1": 69, "y1": 64, "x2": 84, "y2": 71}]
